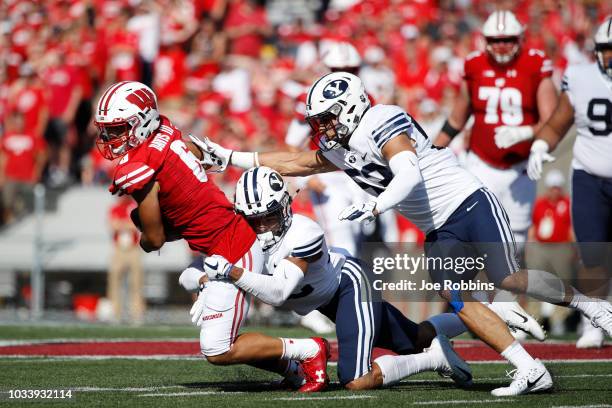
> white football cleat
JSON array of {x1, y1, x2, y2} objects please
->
[
  {"x1": 491, "y1": 359, "x2": 553, "y2": 396},
  {"x1": 488, "y1": 301, "x2": 546, "y2": 341},
  {"x1": 430, "y1": 335, "x2": 473, "y2": 388},
  {"x1": 577, "y1": 315, "x2": 604, "y2": 349},
  {"x1": 589, "y1": 302, "x2": 612, "y2": 338}
]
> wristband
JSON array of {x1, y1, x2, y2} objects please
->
[
  {"x1": 231, "y1": 152, "x2": 257, "y2": 169},
  {"x1": 442, "y1": 120, "x2": 461, "y2": 139}
]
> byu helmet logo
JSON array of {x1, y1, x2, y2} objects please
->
[
  {"x1": 322, "y1": 80, "x2": 349, "y2": 99},
  {"x1": 269, "y1": 172, "x2": 284, "y2": 191}
]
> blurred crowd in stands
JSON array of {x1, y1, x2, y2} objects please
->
[{"x1": 0, "y1": 0, "x2": 610, "y2": 226}]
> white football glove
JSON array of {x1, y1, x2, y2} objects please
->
[
  {"x1": 189, "y1": 287, "x2": 206, "y2": 327},
  {"x1": 338, "y1": 200, "x2": 378, "y2": 224},
  {"x1": 189, "y1": 135, "x2": 233, "y2": 173},
  {"x1": 494, "y1": 125, "x2": 534, "y2": 149},
  {"x1": 527, "y1": 139, "x2": 555, "y2": 181},
  {"x1": 203, "y1": 254, "x2": 234, "y2": 280}
]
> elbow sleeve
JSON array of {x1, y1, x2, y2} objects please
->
[
  {"x1": 234, "y1": 259, "x2": 304, "y2": 306},
  {"x1": 375, "y1": 151, "x2": 423, "y2": 214}
]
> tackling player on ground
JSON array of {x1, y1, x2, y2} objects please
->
[
  {"x1": 527, "y1": 17, "x2": 612, "y2": 349},
  {"x1": 184, "y1": 165, "x2": 473, "y2": 390},
  {"x1": 201, "y1": 71, "x2": 612, "y2": 396},
  {"x1": 94, "y1": 81, "x2": 329, "y2": 392}
]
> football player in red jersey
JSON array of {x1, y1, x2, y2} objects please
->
[
  {"x1": 94, "y1": 81, "x2": 329, "y2": 392},
  {"x1": 435, "y1": 10, "x2": 558, "y2": 340}
]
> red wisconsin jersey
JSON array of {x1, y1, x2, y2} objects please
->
[
  {"x1": 109, "y1": 116, "x2": 255, "y2": 263},
  {"x1": 464, "y1": 49, "x2": 552, "y2": 168}
]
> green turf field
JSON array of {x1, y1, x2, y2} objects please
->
[{"x1": 0, "y1": 325, "x2": 610, "y2": 407}]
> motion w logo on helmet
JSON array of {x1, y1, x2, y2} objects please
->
[{"x1": 126, "y1": 88, "x2": 157, "y2": 110}]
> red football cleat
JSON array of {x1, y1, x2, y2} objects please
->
[{"x1": 298, "y1": 337, "x2": 330, "y2": 393}]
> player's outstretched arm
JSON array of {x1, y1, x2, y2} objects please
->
[
  {"x1": 228, "y1": 256, "x2": 310, "y2": 306},
  {"x1": 132, "y1": 181, "x2": 167, "y2": 252},
  {"x1": 194, "y1": 254, "x2": 316, "y2": 307},
  {"x1": 435, "y1": 82, "x2": 472, "y2": 147},
  {"x1": 258, "y1": 150, "x2": 337, "y2": 177},
  {"x1": 192, "y1": 136, "x2": 337, "y2": 176}
]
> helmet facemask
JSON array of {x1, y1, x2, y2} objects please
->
[
  {"x1": 95, "y1": 115, "x2": 141, "y2": 160},
  {"x1": 486, "y1": 36, "x2": 521, "y2": 65},
  {"x1": 243, "y1": 193, "x2": 293, "y2": 251},
  {"x1": 306, "y1": 103, "x2": 351, "y2": 151}
]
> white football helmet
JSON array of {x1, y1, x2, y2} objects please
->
[
  {"x1": 321, "y1": 41, "x2": 362, "y2": 73},
  {"x1": 94, "y1": 81, "x2": 161, "y2": 160},
  {"x1": 594, "y1": 17, "x2": 612, "y2": 79},
  {"x1": 234, "y1": 167, "x2": 293, "y2": 251},
  {"x1": 482, "y1": 10, "x2": 524, "y2": 64},
  {"x1": 305, "y1": 72, "x2": 370, "y2": 150}
]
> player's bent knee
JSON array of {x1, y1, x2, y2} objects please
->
[
  {"x1": 203, "y1": 350, "x2": 233, "y2": 365},
  {"x1": 200, "y1": 340, "x2": 232, "y2": 363}
]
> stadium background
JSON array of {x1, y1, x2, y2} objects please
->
[{"x1": 0, "y1": 0, "x2": 609, "y2": 330}]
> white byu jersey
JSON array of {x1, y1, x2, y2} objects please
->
[
  {"x1": 562, "y1": 63, "x2": 612, "y2": 178},
  {"x1": 263, "y1": 214, "x2": 344, "y2": 316},
  {"x1": 322, "y1": 104, "x2": 482, "y2": 234}
]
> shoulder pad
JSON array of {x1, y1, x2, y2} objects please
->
[
  {"x1": 287, "y1": 215, "x2": 325, "y2": 259},
  {"x1": 369, "y1": 105, "x2": 412, "y2": 150},
  {"x1": 111, "y1": 161, "x2": 155, "y2": 195}
]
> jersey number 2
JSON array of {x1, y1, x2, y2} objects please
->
[{"x1": 478, "y1": 87, "x2": 523, "y2": 125}]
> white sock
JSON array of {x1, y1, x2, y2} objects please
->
[
  {"x1": 374, "y1": 351, "x2": 441, "y2": 386},
  {"x1": 569, "y1": 289, "x2": 600, "y2": 318},
  {"x1": 501, "y1": 340, "x2": 536, "y2": 370},
  {"x1": 280, "y1": 338, "x2": 318, "y2": 360},
  {"x1": 427, "y1": 313, "x2": 467, "y2": 338}
]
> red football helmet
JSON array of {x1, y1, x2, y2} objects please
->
[{"x1": 94, "y1": 81, "x2": 161, "y2": 160}]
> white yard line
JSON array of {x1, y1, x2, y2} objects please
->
[
  {"x1": 0, "y1": 355, "x2": 203, "y2": 361},
  {"x1": 414, "y1": 399, "x2": 516, "y2": 405},
  {"x1": 271, "y1": 395, "x2": 375, "y2": 401},
  {"x1": 74, "y1": 386, "x2": 181, "y2": 392},
  {"x1": 0, "y1": 338, "x2": 195, "y2": 346},
  {"x1": 553, "y1": 405, "x2": 612, "y2": 408},
  {"x1": 138, "y1": 391, "x2": 244, "y2": 397}
]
